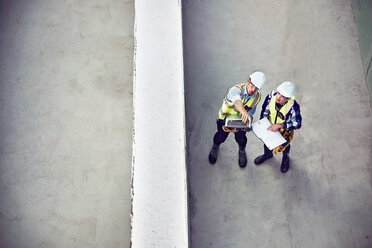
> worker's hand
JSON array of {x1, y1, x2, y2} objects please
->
[
  {"x1": 241, "y1": 112, "x2": 250, "y2": 125},
  {"x1": 267, "y1": 123, "x2": 284, "y2": 131},
  {"x1": 247, "y1": 115, "x2": 252, "y2": 128},
  {"x1": 222, "y1": 126, "x2": 238, "y2": 133}
]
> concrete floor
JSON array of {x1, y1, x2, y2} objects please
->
[
  {"x1": 0, "y1": 1, "x2": 133, "y2": 247},
  {"x1": 1, "y1": 1, "x2": 372, "y2": 247},
  {"x1": 183, "y1": 1, "x2": 372, "y2": 248}
]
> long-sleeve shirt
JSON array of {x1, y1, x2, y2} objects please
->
[
  {"x1": 226, "y1": 85, "x2": 258, "y2": 116},
  {"x1": 260, "y1": 92, "x2": 302, "y2": 130}
]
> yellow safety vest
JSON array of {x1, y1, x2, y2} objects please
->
[
  {"x1": 268, "y1": 91, "x2": 295, "y2": 124},
  {"x1": 218, "y1": 83, "x2": 261, "y2": 120}
]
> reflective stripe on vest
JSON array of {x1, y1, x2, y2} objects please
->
[
  {"x1": 268, "y1": 91, "x2": 295, "y2": 124},
  {"x1": 218, "y1": 83, "x2": 261, "y2": 119}
]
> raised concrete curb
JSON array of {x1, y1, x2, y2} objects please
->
[{"x1": 131, "y1": 0, "x2": 188, "y2": 247}]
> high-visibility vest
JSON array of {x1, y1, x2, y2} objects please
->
[
  {"x1": 218, "y1": 83, "x2": 261, "y2": 120},
  {"x1": 268, "y1": 91, "x2": 295, "y2": 124}
]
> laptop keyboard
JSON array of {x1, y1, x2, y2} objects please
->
[{"x1": 226, "y1": 119, "x2": 249, "y2": 128}]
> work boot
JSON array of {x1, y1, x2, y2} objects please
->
[
  {"x1": 280, "y1": 154, "x2": 290, "y2": 173},
  {"x1": 254, "y1": 153, "x2": 273, "y2": 165},
  {"x1": 238, "y1": 146, "x2": 247, "y2": 168},
  {"x1": 208, "y1": 143, "x2": 220, "y2": 164},
  {"x1": 254, "y1": 145, "x2": 273, "y2": 165}
]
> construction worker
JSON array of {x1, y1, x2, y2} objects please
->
[
  {"x1": 208, "y1": 71, "x2": 266, "y2": 168},
  {"x1": 254, "y1": 81, "x2": 302, "y2": 173}
]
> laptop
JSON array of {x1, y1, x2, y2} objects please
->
[{"x1": 224, "y1": 114, "x2": 251, "y2": 132}]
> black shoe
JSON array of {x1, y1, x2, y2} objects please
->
[
  {"x1": 208, "y1": 143, "x2": 220, "y2": 164},
  {"x1": 254, "y1": 153, "x2": 273, "y2": 165},
  {"x1": 280, "y1": 155, "x2": 290, "y2": 173},
  {"x1": 238, "y1": 149, "x2": 247, "y2": 168}
]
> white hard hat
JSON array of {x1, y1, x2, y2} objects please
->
[
  {"x1": 249, "y1": 71, "x2": 266, "y2": 89},
  {"x1": 277, "y1": 81, "x2": 295, "y2": 98}
]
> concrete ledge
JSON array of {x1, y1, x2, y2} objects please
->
[{"x1": 131, "y1": 0, "x2": 188, "y2": 247}]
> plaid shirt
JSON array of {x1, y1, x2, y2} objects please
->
[{"x1": 260, "y1": 92, "x2": 302, "y2": 130}]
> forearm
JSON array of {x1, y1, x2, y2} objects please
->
[
  {"x1": 284, "y1": 120, "x2": 301, "y2": 130},
  {"x1": 234, "y1": 100, "x2": 251, "y2": 124},
  {"x1": 234, "y1": 100, "x2": 249, "y2": 116}
]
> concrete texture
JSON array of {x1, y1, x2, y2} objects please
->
[
  {"x1": 131, "y1": 0, "x2": 188, "y2": 247},
  {"x1": 352, "y1": 0, "x2": 372, "y2": 106},
  {"x1": 183, "y1": 1, "x2": 372, "y2": 248},
  {"x1": 0, "y1": 1, "x2": 133, "y2": 247}
]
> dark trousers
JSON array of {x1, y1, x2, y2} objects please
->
[
  {"x1": 263, "y1": 144, "x2": 290, "y2": 157},
  {"x1": 213, "y1": 119, "x2": 247, "y2": 147}
]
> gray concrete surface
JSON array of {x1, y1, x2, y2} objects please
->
[
  {"x1": 352, "y1": 0, "x2": 372, "y2": 106},
  {"x1": 0, "y1": 1, "x2": 133, "y2": 247},
  {"x1": 183, "y1": 1, "x2": 372, "y2": 248}
]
